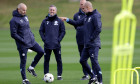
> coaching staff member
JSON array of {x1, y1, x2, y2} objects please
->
[
  {"x1": 60, "y1": 1, "x2": 102, "y2": 84},
  {"x1": 10, "y1": 3, "x2": 44, "y2": 84},
  {"x1": 39, "y1": 5, "x2": 66, "y2": 80},
  {"x1": 73, "y1": 0, "x2": 98, "y2": 80}
]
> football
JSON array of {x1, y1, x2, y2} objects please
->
[{"x1": 44, "y1": 73, "x2": 54, "y2": 83}]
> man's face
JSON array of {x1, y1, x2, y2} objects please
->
[
  {"x1": 80, "y1": 1, "x2": 86, "y2": 11},
  {"x1": 18, "y1": 6, "x2": 27, "y2": 16},
  {"x1": 82, "y1": 6, "x2": 88, "y2": 13},
  {"x1": 49, "y1": 7, "x2": 57, "y2": 16}
]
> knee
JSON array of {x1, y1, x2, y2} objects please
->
[
  {"x1": 38, "y1": 50, "x2": 44, "y2": 55},
  {"x1": 79, "y1": 59, "x2": 84, "y2": 64}
]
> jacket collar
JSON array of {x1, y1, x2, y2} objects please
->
[
  {"x1": 86, "y1": 9, "x2": 97, "y2": 16},
  {"x1": 12, "y1": 9, "x2": 25, "y2": 17},
  {"x1": 78, "y1": 8, "x2": 85, "y2": 15},
  {"x1": 46, "y1": 14, "x2": 58, "y2": 21}
]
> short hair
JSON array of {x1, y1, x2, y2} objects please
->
[{"x1": 49, "y1": 5, "x2": 57, "y2": 11}]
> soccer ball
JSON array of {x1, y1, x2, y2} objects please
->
[{"x1": 44, "y1": 73, "x2": 54, "y2": 83}]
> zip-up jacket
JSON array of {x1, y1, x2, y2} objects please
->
[
  {"x1": 39, "y1": 15, "x2": 66, "y2": 49},
  {"x1": 67, "y1": 9, "x2": 101, "y2": 48},
  {"x1": 73, "y1": 9, "x2": 86, "y2": 45},
  {"x1": 10, "y1": 9, "x2": 36, "y2": 49}
]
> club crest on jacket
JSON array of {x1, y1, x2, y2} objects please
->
[{"x1": 54, "y1": 21, "x2": 58, "y2": 25}]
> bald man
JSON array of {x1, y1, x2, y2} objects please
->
[
  {"x1": 60, "y1": 1, "x2": 103, "y2": 84},
  {"x1": 73, "y1": 0, "x2": 97, "y2": 80},
  {"x1": 10, "y1": 3, "x2": 44, "y2": 84}
]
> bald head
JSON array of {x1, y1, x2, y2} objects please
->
[
  {"x1": 80, "y1": 0, "x2": 86, "y2": 9},
  {"x1": 17, "y1": 3, "x2": 27, "y2": 16},
  {"x1": 82, "y1": 1, "x2": 93, "y2": 13},
  {"x1": 84, "y1": 1, "x2": 93, "y2": 9}
]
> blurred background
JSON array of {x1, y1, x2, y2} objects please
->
[
  {"x1": 0, "y1": 0, "x2": 140, "y2": 84},
  {"x1": 0, "y1": 0, "x2": 139, "y2": 28}
]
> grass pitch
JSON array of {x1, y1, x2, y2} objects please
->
[{"x1": 0, "y1": 28, "x2": 140, "y2": 84}]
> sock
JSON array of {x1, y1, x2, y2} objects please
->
[
  {"x1": 29, "y1": 66, "x2": 34, "y2": 69},
  {"x1": 23, "y1": 79, "x2": 29, "y2": 81},
  {"x1": 58, "y1": 76, "x2": 62, "y2": 77}
]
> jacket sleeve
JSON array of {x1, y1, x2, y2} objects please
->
[
  {"x1": 58, "y1": 20, "x2": 66, "y2": 42},
  {"x1": 39, "y1": 20, "x2": 45, "y2": 42},
  {"x1": 67, "y1": 18, "x2": 84, "y2": 27},
  {"x1": 73, "y1": 14, "x2": 78, "y2": 29},
  {"x1": 90, "y1": 15, "x2": 102, "y2": 41},
  {"x1": 10, "y1": 20, "x2": 25, "y2": 43}
]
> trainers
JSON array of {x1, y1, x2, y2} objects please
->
[
  {"x1": 95, "y1": 81, "x2": 99, "y2": 84},
  {"x1": 88, "y1": 77, "x2": 97, "y2": 84},
  {"x1": 27, "y1": 68, "x2": 37, "y2": 77},
  {"x1": 57, "y1": 76, "x2": 63, "y2": 80},
  {"x1": 80, "y1": 75, "x2": 89, "y2": 80},
  {"x1": 23, "y1": 79, "x2": 31, "y2": 84}
]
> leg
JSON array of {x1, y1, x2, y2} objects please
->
[
  {"x1": 78, "y1": 45, "x2": 88, "y2": 77},
  {"x1": 30, "y1": 43, "x2": 44, "y2": 67},
  {"x1": 44, "y1": 48, "x2": 52, "y2": 74},
  {"x1": 80, "y1": 48, "x2": 95, "y2": 78},
  {"x1": 53, "y1": 48, "x2": 63, "y2": 77},
  {"x1": 18, "y1": 48, "x2": 28, "y2": 80},
  {"x1": 90, "y1": 56, "x2": 97, "y2": 76},
  {"x1": 89, "y1": 47, "x2": 102, "y2": 83},
  {"x1": 27, "y1": 43, "x2": 44, "y2": 77}
]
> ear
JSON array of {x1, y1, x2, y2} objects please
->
[{"x1": 17, "y1": 8, "x2": 19, "y2": 10}]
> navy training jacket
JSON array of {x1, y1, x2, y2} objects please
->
[
  {"x1": 68, "y1": 9, "x2": 101, "y2": 48},
  {"x1": 10, "y1": 9, "x2": 36, "y2": 49},
  {"x1": 73, "y1": 9, "x2": 86, "y2": 45},
  {"x1": 39, "y1": 15, "x2": 66, "y2": 49}
]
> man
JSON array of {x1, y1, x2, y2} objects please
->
[
  {"x1": 73, "y1": 0, "x2": 88, "y2": 80},
  {"x1": 60, "y1": 1, "x2": 103, "y2": 84},
  {"x1": 73, "y1": 0, "x2": 99, "y2": 80},
  {"x1": 10, "y1": 3, "x2": 44, "y2": 84},
  {"x1": 39, "y1": 5, "x2": 66, "y2": 80}
]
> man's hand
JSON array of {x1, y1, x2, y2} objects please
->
[{"x1": 59, "y1": 17, "x2": 67, "y2": 21}]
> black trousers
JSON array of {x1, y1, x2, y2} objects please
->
[
  {"x1": 80, "y1": 46, "x2": 102, "y2": 82},
  {"x1": 18, "y1": 43, "x2": 44, "y2": 80},
  {"x1": 44, "y1": 47, "x2": 62, "y2": 76},
  {"x1": 78, "y1": 44, "x2": 97, "y2": 76}
]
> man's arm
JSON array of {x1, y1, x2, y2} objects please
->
[
  {"x1": 73, "y1": 14, "x2": 78, "y2": 28},
  {"x1": 10, "y1": 20, "x2": 25, "y2": 43},
  {"x1": 59, "y1": 17, "x2": 84, "y2": 27},
  {"x1": 58, "y1": 20, "x2": 66, "y2": 42},
  {"x1": 90, "y1": 15, "x2": 102, "y2": 41},
  {"x1": 39, "y1": 21, "x2": 45, "y2": 42}
]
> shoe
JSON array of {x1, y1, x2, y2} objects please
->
[
  {"x1": 88, "y1": 77, "x2": 97, "y2": 84},
  {"x1": 80, "y1": 75, "x2": 89, "y2": 80},
  {"x1": 57, "y1": 76, "x2": 63, "y2": 80},
  {"x1": 95, "y1": 81, "x2": 99, "y2": 84},
  {"x1": 23, "y1": 79, "x2": 31, "y2": 84},
  {"x1": 27, "y1": 68, "x2": 37, "y2": 77}
]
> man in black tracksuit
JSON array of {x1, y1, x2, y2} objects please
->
[
  {"x1": 73, "y1": 0, "x2": 98, "y2": 80},
  {"x1": 74, "y1": 8, "x2": 89, "y2": 80},
  {"x1": 62, "y1": 1, "x2": 103, "y2": 84},
  {"x1": 10, "y1": 3, "x2": 44, "y2": 84},
  {"x1": 39, "y1": 5, "x2": 65, "y2": 80}
]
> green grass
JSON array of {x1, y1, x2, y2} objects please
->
[
  {"x1": 0, "y1": 28, "x2": 140, "y2": 84},
  {"x1": 0, "y1": 0, "x2": 140, "y2": 28}
]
